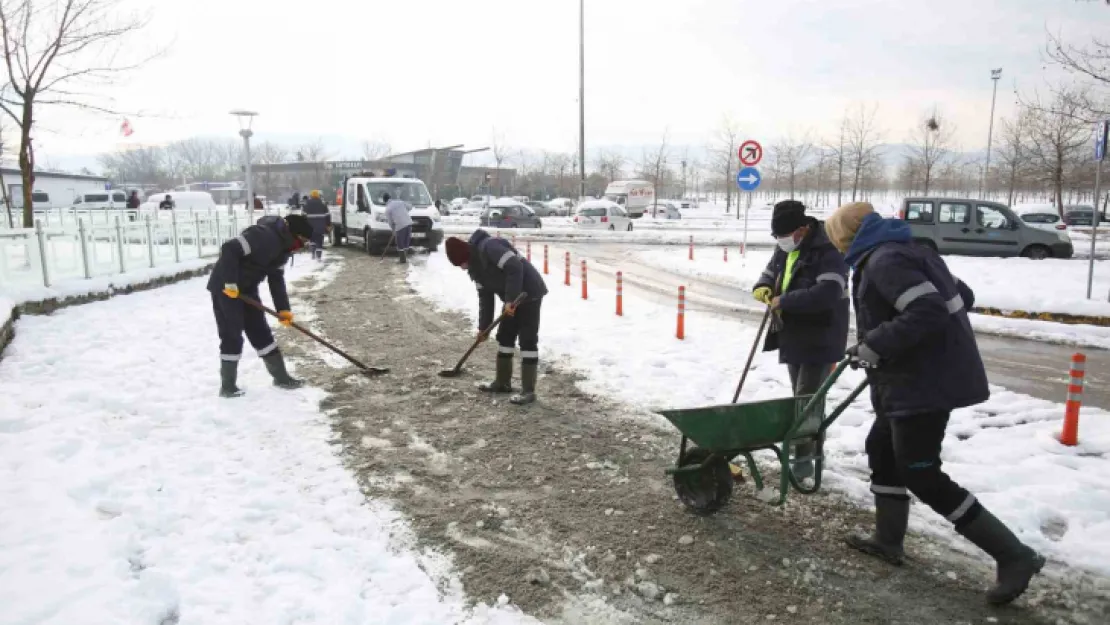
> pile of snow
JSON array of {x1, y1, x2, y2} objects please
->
[
  {"x1": 0, "y1": 257, "x2": 215, "y2": 307},
  {"x1": 409, "y1": 251, "x2": 1110, "y2": 576},
  {"x1": 0, "y1": 295, "x2": 13, "y2": 331},
  {"x1": 0, "y1": 260, "x2": 535, "y2": 624}
]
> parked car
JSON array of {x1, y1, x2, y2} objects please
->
[
  {"x1": 899, "y1": 197, "x2": 1072, "y2": 259},
  {"x1": 72, "y1": 190, "x2": 128, "y2": 210},
  {"x1": 574, "y1": 200, "x2": 633, "y2": 231},
  {"x1": 481, "y1": 199, "x2": 542, "y2": 228},
  {"x1": 138, "y1": 191, "x2": 217, "y2": 212},
  {"x1": 546, "y1": 198, "x2": 576, "y2": 216},
  {"x1": 1013, "y1": 205, "x2": 1069, "y2": 234},
  {"x1": 449, "y1": 197, "x2": 468, "y2": 212},
  {"x1": 650, "y1": 200, "x2": 683, "y2": 219},
  {"x1": 525, "y1": 200, "x2": 551, "y2": 216},
  {"x1": 1064, "y1": 205, "x2": 1104, "y2": 226}
]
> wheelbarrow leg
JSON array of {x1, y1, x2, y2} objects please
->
[
  {"x1": 741, "y1": 452, "x2": 763, "y2": 492},
  {"x1": 774, "y1": 444, "x2": 790, "y2": 506}
]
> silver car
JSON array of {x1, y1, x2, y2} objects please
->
[{"x1": 899, "y1": 197, "x2": 1073, "y2": 259}]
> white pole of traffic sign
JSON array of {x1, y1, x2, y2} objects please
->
[{"x1": 1088, "y1": 120, "x2": 1108, "y2": 300}]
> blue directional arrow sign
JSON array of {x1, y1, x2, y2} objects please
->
[{"x1": 736, "y1": 167, "x2": 761, "y2": 191}]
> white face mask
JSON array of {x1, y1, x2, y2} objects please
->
[{"x1": 776, "y1": 235, "x2": 798, "y2": 253}]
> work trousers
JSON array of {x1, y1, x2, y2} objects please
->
[
  {"x1": 496, "y1": 298, "x2": 542, "y2": 364},
  {"x1": 394, "y1": 225, "x2": 413, "y2": 251},
  {"x1": 212, "y1": 292, "x2": 277, "y2": 361},
  {"x1": 866, "y1": 409, "x2": 982, "y2": 528},
  {"x1": 788, "y1": 362, "x2": 832, "y2": 460}
]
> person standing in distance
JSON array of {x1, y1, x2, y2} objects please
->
[
  {"x1": 444, "y1": 230, "x2": 548, "y2": 405},
  {"x1": 825, "y1": 201, "x2": 1044, "y2": 605},
  {"x1": 750, "y1": 200, "x2": 850, "y2": 479},
  {"x1": 384, "y1": 191, "x2": 413, "y2": 264},
  {"x1": 302, "y1": 189, "x2": 332, "y2": 261},
  {"x1": 207, "y1": 213, "x2": 314, "y2": 397}
]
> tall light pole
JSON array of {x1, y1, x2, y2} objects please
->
[
  {"x1": 982, "y1": 68, "x2": 1002, "y2": 199},
  {"x1": 231, "y1": 110, "x2": 258, "y2": 220},
  {"x1": 578, "y1": 0, "x2": 586, "y2": 201}
]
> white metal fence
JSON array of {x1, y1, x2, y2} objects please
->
[{"x1": 0, "y1": 209, "x2": 263, "y2": 289}]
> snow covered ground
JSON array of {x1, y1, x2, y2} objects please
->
[
  {"x1": 0, "y1": 259, "x2": 535, "y2": 624},
  {"x1": 409, "y1": 251, "x2": 1110, "y2": 578}
]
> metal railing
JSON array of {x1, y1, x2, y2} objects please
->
[{"x1": 0, "y1": 211, "x2": 254, "y2": 289}]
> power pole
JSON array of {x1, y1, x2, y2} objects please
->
[
  {"x1": 578, "y1": 0, "x2": 586, "y2": 201},
  {"x1": 982, "y1": 68, "x2": 1002, "y2": 199}
]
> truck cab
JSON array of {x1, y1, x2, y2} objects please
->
[
  {"x1": 603, "y1": 180, "x2": 654, "y2": 218},
  {"x1": 330, "y1": 175, "x2": 445, "y2": 254}
]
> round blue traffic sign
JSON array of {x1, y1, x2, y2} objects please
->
[{"x1": 736, "y1": 167, "x2": 761, "y2": 191}]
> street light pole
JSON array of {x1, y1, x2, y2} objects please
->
[
  {"x1": 982, "y1": 68, "x2": 1002, "y2": 200},
  {"x1": 578, "y1": 0, "x2": 586, "y2": 202},
  {"x1": 231, "y1": 110, "x2": 258, "y2": 221}
]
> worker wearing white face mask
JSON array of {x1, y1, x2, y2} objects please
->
[{"x1": 751, "y1": 200, "x2": 851, "y2": 479}]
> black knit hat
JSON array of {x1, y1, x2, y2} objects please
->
[
  {"x1": 771, "y1": 200, "x2": 808, "y2": 237},
  {"x1": 284, "y1": 213, "x2": 313, "y2": 239}
]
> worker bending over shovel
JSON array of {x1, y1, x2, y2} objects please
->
[
  {"x1": 445, "y1": 230, "x2": 548, "y2": 405},
  {"x1": 207, "y1": 213, "x2": 314, "y2": 397},
  {"x1": 752, "y1": 200, "x2": 850, "y2": 479}
]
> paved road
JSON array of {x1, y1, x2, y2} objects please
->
[{"x1": 561, "y1": 241, "x2": 1110, "y2": 411}]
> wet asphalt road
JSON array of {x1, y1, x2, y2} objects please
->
[{"x1": 559, "y1": 241, "x2": 1109, "y2": 411}]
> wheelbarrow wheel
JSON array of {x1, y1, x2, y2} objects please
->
[{"x1": 673, "y1": 447, "x2": 733, "y2": 516}]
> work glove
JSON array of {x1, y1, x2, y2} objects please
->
[
  {"x1": 278, "y1": 310, "x2": 294, "y2": 327},
  {"x1": 846, "y1": 343, "x2": 881, "y2": 369},
  {"x1": 222, "y1": 283, "x2": 240, "y2": 299},
  {"x1": 502, "y1": 302, "x2": 517, "y2": 317},
  {"x1": 753, "y1": 286, "x2": 772, "y2": 305}
]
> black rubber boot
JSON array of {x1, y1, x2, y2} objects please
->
[
  {"x1": 261, "y1": 349, "x2": 304, "y2": 390},
  {"x1": 219, "y1": 360, "x2": 245, "y2": 398},
  {"x1": 510, "y1": 361, "x2": 538, "y2": 405},
  {"x1": 792, "y1": 441, "x2": 815, "y2": 480},
  {"x1": 398, "y1": 249, "x2": 408, "y2": 264},
  {"x1": 957, "y1": 508, "x2": 1046, "y2": 605},
  {"x1": 846, "y1": 496, "x2": 910, "y2": 565},
  {"x1": 479, "y1": 354, "x2": 513, "y2": 393}
]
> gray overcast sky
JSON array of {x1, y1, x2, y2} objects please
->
[{"x1": 27, "y1": 0, "x2": 1110, "y2": 163}]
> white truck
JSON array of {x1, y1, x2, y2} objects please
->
[
  {"x1": 603, "y1": 180, "x2": 654, "y2": 218},
  {"x1": 330, "y1": 175, "x2": 444, "y2": 254}
]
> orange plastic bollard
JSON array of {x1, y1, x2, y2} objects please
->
[
  {"x1": 688, "y1": 236, "x2": 694, "y2": 261},
  {"x1": 564, "y1": 251, "x2": 570, "y2": 286},
  {"x1": 1058, "y1": 353, "x2": 1086, "y2": 446},
  {"x1": 724, "y1": 247, "x2": 728, "y2": 263},
  {"x1": 543, "y1": 245, "x2": 549, "y2": 274},
  {"x1": 676, "y1": 286, "x2": 686, "y2": 340},
  {"x1": 526, "y1": 240, "x2": 531, "y2": 262},
  {"x1": 616, "y1": 271, "x2": 623, "y2": 316},
  {"x1": 581, "y1": 259, "x2": 588, "y2": 300}
]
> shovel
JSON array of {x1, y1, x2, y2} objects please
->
[
  {"x1": 239, "y1": 294, "x2": 390, "y2": 376},
  {"x1": 381, "y1": 232, "x2": 396, "y2": 260},
  {"x1": 439, "y1": 292, "x2": 528, "y2": 378}
]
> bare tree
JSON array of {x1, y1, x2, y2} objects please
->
[
  {"x1": 770, "y1": 132, "x2": 813, "y2": 200},
  {"x1": 843, "y1": 104, "x2": 884, "y2": 202},
  {"x1": 822, "y1": 117, "x2": 850, "y2": 207},
  {"x1": 0, "y1": 119, "x2": 12, "y2": 227},
  {"x1": 1046, "y1": 29, "x2": 1110, "y2": 93},
  {"x1": 0, "y1": 0, "x2": 154, "y2": 226},
  {"x1": 994, "y1": 115, "x2": 1030, "y2": 206},
  {"x1": 360, "y1": 139, "x2": 391, "y2": 161},
  {"x1": 490, "y1": 129, "x2": 510, "y2": 195},
  {"x1": 908, "y1": 107, "x2": 955, "y2": 195},
  {"x1": 714, "y1": 116, "x2": 740, "y2": 213},
  {"x1": 593, "y1": 148, "x2": 625, "y2": 183},
  {"x1": 255, "y1": 141, "x2": 288, "y2": 198},
  {"x1": 1022, "y1": 87, "x2": 1090, "y2": 213},
  {"x1": 637, "y1": 130, "x2": 670, "y2": 217}
]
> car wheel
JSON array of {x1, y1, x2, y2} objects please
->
[
  {"x1": 1023, "y1": 244, "x2": 1050, "y2": 260},
  {"x1": 364, "y1": 228, "x2": 373, "y2": 255},
  {"x1": 914, "y1": 238, "x2": 938, "y2": 252},
  {"x1": 627, "y1": 223, "x2": 633, "y2": 232},
  {"x1": 608, "y1": 224, "x2": 615, "y2": 231}
]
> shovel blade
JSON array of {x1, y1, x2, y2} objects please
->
[
  {"x1": 438, "y1": 368, "x2": 464, "y2": 378},
  {"x1": 358, "y1": 366, "x2": 390, "y2": 376}
]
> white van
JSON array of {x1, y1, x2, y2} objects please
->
[
  {"x1": 603, "y1": 180, "x2": 654, "y2": 218},
  {"x1": 73, "y1": 190, "x2": 128, "y2": 209},
  {"x1": 331, "y1": 175, "x2": 444, "y2": 254}
]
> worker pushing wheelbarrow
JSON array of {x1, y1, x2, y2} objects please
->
[{"x1": 660, "y1": 358, "x2": 868, "y2": 514}]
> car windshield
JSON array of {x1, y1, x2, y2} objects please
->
[
  {"x1": 367, "y1": 182, "x2": 432, "y2": 207},
  {"x1": 85, "y1": 194, "x2": 109, "y2": 202},
  {"x1": 579, "y1": 207, "x2": 606, "y2": 217},
  {"x1": 604, "y1": 194, "x2": 627, "y2": 205},
  {"x1": 1021, "y1": 213, "x2": 1058, "y2": 224}
]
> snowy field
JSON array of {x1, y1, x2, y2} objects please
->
[
  {"x1": 409, "y1": 251, "x2": 1110, "y2": 578},
  {"x1": 0, "y1": 260, "x2": 534, "y2": 624}
]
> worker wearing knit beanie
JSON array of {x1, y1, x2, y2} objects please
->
[{"x1": 831, "y1": 201, "x2": 1044, "y2": 605}]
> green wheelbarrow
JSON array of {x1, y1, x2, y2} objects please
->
[{"x1": 659, "y1": 359, "x2": 869, "y2": 515}]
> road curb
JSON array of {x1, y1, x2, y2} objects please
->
[{"x1": 972, "y1": 306, "x2": 1110, "y2": 327}]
